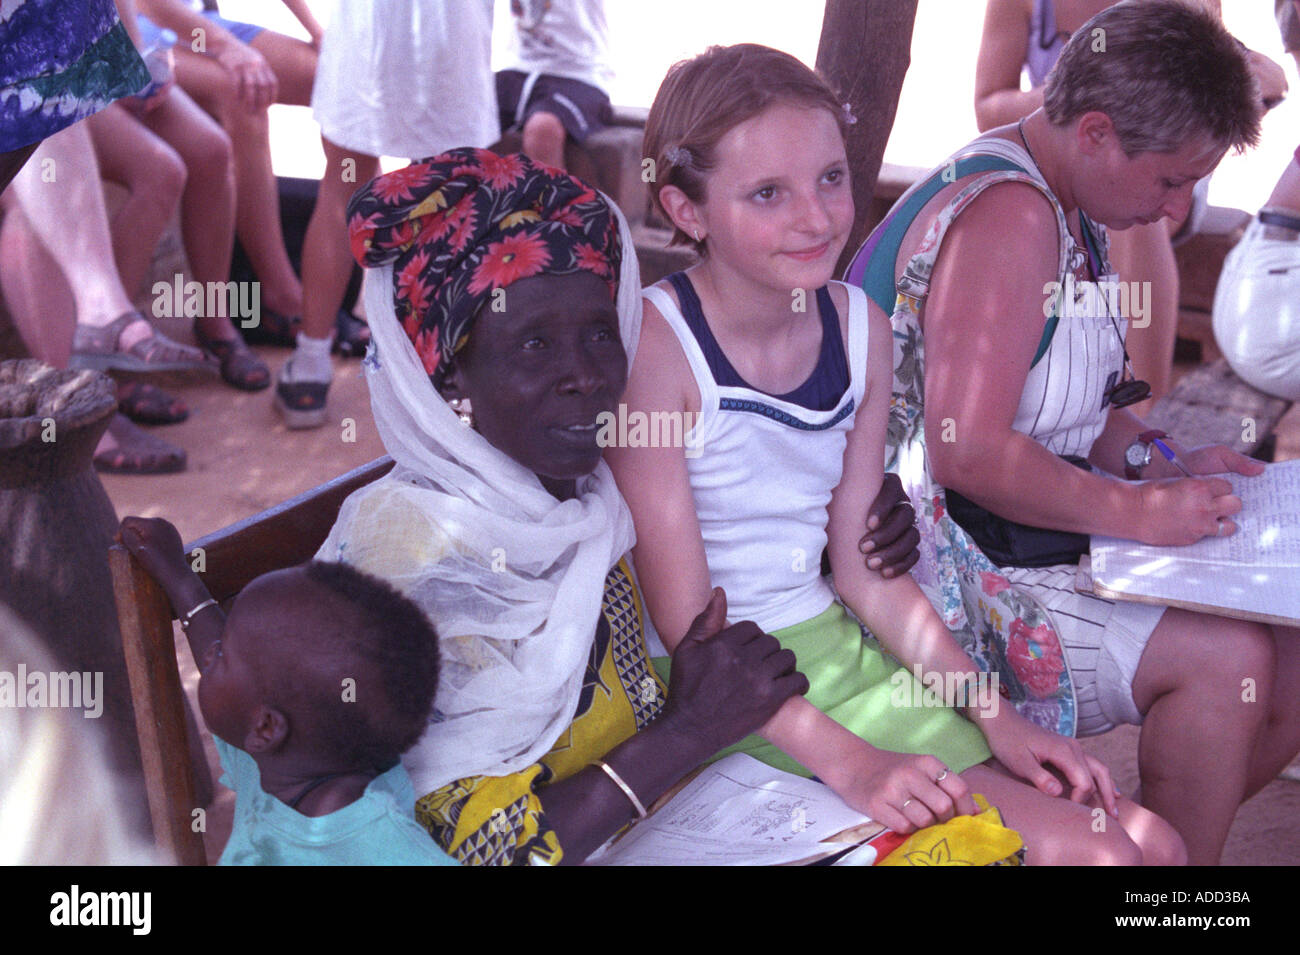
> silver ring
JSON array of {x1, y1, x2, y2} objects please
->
[
  {"x1": 901, "y1": 799, "x2": 913, "y2": 809},
  {"x1": 1216, "y1": 518, "x2": 1226, "y2": 537},
  {"x1": 935, "y1": 770, "x2": 949, "y2": 782}
]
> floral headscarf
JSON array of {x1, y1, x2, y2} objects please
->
[
  {"x1": 320, "y1": 154, "x2": 643, "y2": 795},
  {"x1": 348, "y1": 147, "x2": 622, "y2": 384}
]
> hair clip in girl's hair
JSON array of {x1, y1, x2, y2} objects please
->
[
  {"x1": 841, "y1": 102, "x2": 858, "y2": 126},
  {"x1": 664, "y1": 145, "x2": 694, "y2": 168}
]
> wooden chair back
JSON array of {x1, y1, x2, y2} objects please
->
[{"x1": 109, "y1": 456, "x2": 394, "y2": 865}]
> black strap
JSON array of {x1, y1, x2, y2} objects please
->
[
  {"x1": 944, "y1": 455, "x2": 1093, "y2": 568},
  {"x1": 1259, "y1": 209, "x2": 1300, "y2": 232}
]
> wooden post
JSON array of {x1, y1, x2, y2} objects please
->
[{"x1": 817, "y1": 0, "x2": 919, "y2": 277}]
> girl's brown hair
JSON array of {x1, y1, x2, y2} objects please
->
[{"x1": 643, "y1": 44, "x2": 848, "y2": 256}]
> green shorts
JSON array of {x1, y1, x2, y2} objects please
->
[{"x1": 652, "y1": 601, "x2": 992, "y2": 777}]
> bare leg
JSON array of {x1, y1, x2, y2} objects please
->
[
  {"x1": 6, "y1": 125, "x2": 135, "y2": 332},
  {"x1": 223, "y1": 104, "x2": 302, "y2": 316},
  {"x1": 0, "y1": 204, "x2": 78, "y2": 365},
  {"x1": 521, "y1": 111, "x2": 568, "y2": 170},
  {"x1": 299, "y1": 138, "x2": 379, "y2": 345},
  {"x1": 961, "y1": 762, "x2": 1185, "y2": 865},
  {"x1": 2, "y1": 124, "x2": 204, "y2": 372},
  {"x1": 1131, "y1": 609, "x2": 1274, "y2": 864},
  {"x1": 143, "y1": 89, "x2": 234, "y2": 292},
  {"x1": 1107, "y1": 221, "x2": 1178, "y2": 416},
  {"x1": 174, "y1": 42, "x2": 309, "y2": 317},
  {"x1": 140, "y1": 86, "x2": 270, "y2": 391},
  {"x1": 249, "y1": 29, "x2": 317, "y2": 106},
  {"x1": 271, "y1": 138, "x2": 378, "y2": 426},
  {"x1": 1244, "y1": 625, "x2": 1300, "y2": 795},
  {"x1": 85, "y1": 103, "x2": 187, "y2": 299},
  {"x1": 0, "y1": 191, "x2": 186, "y2": 472}
]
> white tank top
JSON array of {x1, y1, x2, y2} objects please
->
[{"x1": 642, "y1": 279, "x2": 870, "y2": 632}]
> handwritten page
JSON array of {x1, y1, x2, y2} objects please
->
[
  {"x1": 1089, "y1": 460, "x2": 1300, "y2": 626},
  {"x1": 585, "y1": 753, "x2": 873, "y2": 866}
]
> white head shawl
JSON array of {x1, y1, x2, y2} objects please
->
[{"x1": 319, "y1": 197, "x2": 642, "y2": 794}]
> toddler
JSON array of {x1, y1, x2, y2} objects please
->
[{"x1": 119, "y1": 516, "x2": 456, "y2": 865}]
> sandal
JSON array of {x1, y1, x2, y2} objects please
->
[
  {"x1": 93, "y1": 413, "x2": 187, "y2": 474},
  {"x1": 69, "y1": 311, "x2": 216, "y2": 374},
  {"x1": 273, "y1": 359, "x2": 330, "y2": 429},
  {"x1": 116, "y1": 380, "x2": 189, "y2": 425},
  {"x1": 334, "y1": 309, "x2": 370, "y2": 357},
  {"x1": 240, "y1": 307, "x2": 300, "y2": 348},
  {"x1": 194, "y1": 322, "x2": 271, "y2": 392}
]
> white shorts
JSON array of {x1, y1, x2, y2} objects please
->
[{"x1": 1001, "y1": 564, "x2": 1167, "y2": 736}]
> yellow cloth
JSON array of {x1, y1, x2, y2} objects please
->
[
  {"x1": 878, "y1": 794, "x2": 1024, "y2": 866},
  {"x1": 414, "y1": 560, "x2": 666, "y2": 865}
]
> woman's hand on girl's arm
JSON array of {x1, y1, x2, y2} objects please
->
[
  {"x1": 659, "y1": 588, "x2": 809, "y2": 752},
  {"x1": 860, "y1": 472, "x2": 921, "y2": 578},
  {"x1": 541, "y1": 588, "x2": 808, "y2": 864}
]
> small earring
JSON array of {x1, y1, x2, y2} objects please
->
[
  {"x1": 693, "y1": 228, "x2": 701, "y2": 242},
  {"x1": 448, "y1": 397, "x2": 474, "y2": 428}
]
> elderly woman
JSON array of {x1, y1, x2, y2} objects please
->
[
  {"x1": 316, "y1": 149, "x2": 915, "y2": 865},
  {"x1": 855, "y1": 0, "x2": 1299, "y2": 865}
]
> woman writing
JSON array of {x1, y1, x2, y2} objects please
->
[{"x1": 860, "y1": 0, "x2": 1299, "y2": 864}]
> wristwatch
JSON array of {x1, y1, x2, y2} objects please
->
[{"x1": 1124, "y1": 429, "x2": 1168, "y2": 480}]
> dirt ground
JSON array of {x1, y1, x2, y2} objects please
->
[{"x1": 99, "y1": 344, "x2": 1300, "y2": 865}]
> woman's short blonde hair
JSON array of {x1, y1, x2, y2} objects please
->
[{"x1": 1044, "y1": 0, "x2": 1260, "y2": 155}]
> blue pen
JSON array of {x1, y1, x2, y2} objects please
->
[{"x1": 1151, "y1": 437, "x2": 1194, "y2": 477}]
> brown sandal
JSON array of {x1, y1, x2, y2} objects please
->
[
  {"x1": 194, "y1": 323, "x2": 271, "y2": 392},
  {"x1": 93, "y1": 414, "x2": 187, "y2": 475},
  {"x1": 70, "y1": 311, "x2": 215, "y2": 374},
  {"x1": 116, "y1": 381, "x2": 189, "y2": 425}
]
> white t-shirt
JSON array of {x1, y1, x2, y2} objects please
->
[{"x1": 503, "y1": 0, "x2": 613, "y2": 95}]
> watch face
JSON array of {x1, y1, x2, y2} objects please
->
[{"x1": 1125, "y1": 441, "x2": 1150, "y2": 468}]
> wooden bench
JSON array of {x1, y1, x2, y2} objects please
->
[{"x1": 1146, "y1": 358, "x2": 1294, "y2": 460}]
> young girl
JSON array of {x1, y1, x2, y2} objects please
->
[{"x1": 607, "y1": 43, "x2": 1182, "y2": 864}]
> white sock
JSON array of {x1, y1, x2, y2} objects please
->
[{"x1": 285, "y1": 333, "x2": 333, "y2": 382}]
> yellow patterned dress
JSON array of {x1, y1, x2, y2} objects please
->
[{"x1": 415, "y1": 559, "x2": 666, "y2": 865}]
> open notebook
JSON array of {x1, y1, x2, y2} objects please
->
[
  {"x1": 1084, "y1": 459, "x2": 1300, "y2": 626},
  {"x1": 584, "y1": 753, "x2": 883, "y2": 866}
]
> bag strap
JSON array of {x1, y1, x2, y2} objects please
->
[{"x1": 857, "y1": 153, "x2": 1073, "y2": 369}]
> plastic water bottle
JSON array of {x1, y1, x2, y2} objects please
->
[{"x1": 136, "y1": 29, "x2": 178, "y2": 100}]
